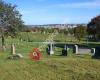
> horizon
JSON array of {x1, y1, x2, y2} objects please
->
[
  {"x1": 25, "y1": 23, "x2": 87, "y2": 25},
  {"x1": 4, "y1": 0, "x2": 100, "y2": 25}
]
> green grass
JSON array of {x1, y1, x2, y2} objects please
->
[
  {"x1": 0, "y1": 52, "x2": 100, "y2": 80},
  {"x1": 0, "y1": 32, "x2": 100, "y2": 80},
  {"x1": 18, "y1": 32, "x2": 77, "y2": 42}
]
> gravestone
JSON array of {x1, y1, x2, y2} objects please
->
[
  {"x1": 62, "y1": 45, "x2": 68, "y2": 56},
  {"x1": 49, "y1": 43, "x2": 54, "y2": 55},
  {"x1": 11, "y1": 44, "x2": 16, "y2": 55},
  {"x1": 91, "y1": 48, "x2": 95, "y2": 56},
  {"x1": 73, "y1": 45, "x2": 78, "y2": 54},
  {"x1": 47, "y1": 43, "x2": 54, "y2": 55},
  {"x1": 92, "y1": 47, "x2": 100, "y2": 59},
  {"x1": 8, "y1": 44, "x2": 23, "y2": 59}
]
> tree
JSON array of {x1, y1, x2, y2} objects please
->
[
  {"x1": 63, "y1": 29, "x2": 68, "y2": 35},
  {"x1": 68, "y1": 27, "x2": 74, "y2": 35},
  {"x1": 74, "y1": 25, "x2": 87, "y2": 41},
  {"x1": 87, "y1": 15, "x2": 100, "y2": 41},
  {"x1": 0, "y1": 0, "x2": 24, "y2": 50}
]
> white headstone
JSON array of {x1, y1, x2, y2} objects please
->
[
  {"x1": 50, "y1": 43, "x2": 54, "y2": 55},
  {"x1": 75, "y1": 45, "x2": 78, "y2": 54}
]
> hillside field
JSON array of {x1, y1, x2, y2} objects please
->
[{"x1": 0, "y1": 33, "x2": 100, "y2": 80}]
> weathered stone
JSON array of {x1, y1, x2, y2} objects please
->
[
  {"x1": 8, "y1": 44, "x2": 23, "y2": 60},
  {"x1": 49, "y1": 43, "x2": 54, "y2": 54},
  {"x1": 17, "y1": 54, "x2": 23, "y2": 58},
  {"x1": 91, "y1": 48, "x2": 95, "y2": 56},
  {"x1": 11, "y1": 44, "x2": 16, "y2": 55},
  {"x1": 47, "y1": 43, "x2": 54, "y2": 55},
  {"x1": 73, "y1": 45, "x2": 78, "y2": 54}
]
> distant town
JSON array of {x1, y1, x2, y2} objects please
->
[{"x1": 26, "y1": 24, "x2": 87, "y2": 29}]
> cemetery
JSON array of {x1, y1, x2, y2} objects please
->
[
  {"x1": 0, "y1": 35, "x2": 100, "y2": 80},
  {"x1": 0, "y1": 0, "x2": 100, "y2": 80},
  {"x1": 0, "y1": 26, "x2": 100, "y2": 80}
]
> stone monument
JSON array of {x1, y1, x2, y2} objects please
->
[
  {"x1": 11, "y1": 44, "x2": 16, "y2": 55},
  {"x1": 73, "y1": 45, "x2": 78, "y2": 54},
  {"x1": 91, "y1": 48, "x2": 95, "y2": 56},
  {"x1": 50, "y1": 43, "x2": 54, "y2": 54},
  {"x1": 8, "y1": 44, "x2": 23, "y2": 59},
  {"x1": 47, "y1": 43, "x2": 54, "y2": 55}
]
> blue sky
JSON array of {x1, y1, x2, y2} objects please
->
[{"x1": 4, "y1": 0, "x2": 100, "y2": 25}]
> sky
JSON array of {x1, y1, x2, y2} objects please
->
[{"x1": 3, "y1": 0, "x2": 100, "y2": 25}]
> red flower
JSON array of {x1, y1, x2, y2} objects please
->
[{"x1": 29, "y1": 48, "x2": 42, "y2": 61}]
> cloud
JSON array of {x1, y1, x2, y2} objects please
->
[{"x1": 52, "y1": 0, "x2": 100, "y2": 9}]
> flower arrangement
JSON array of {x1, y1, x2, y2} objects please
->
[{"x1": 29, "y1": 48, "x2": 42, "y2": 61}]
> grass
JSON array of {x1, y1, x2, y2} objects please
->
[
  {"x1": 18, "y1": 32, "x2": 77, "y2": 42},
  {"x1": 0, "y1": 52, "x2": 100, "y2": 80},
  {"x1": 0, "y1": 32, "x2": 100, "y2": 80}
]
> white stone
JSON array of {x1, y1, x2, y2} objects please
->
[
  {"x1": 75, "y1": 45, "x2": 78, "y2": 54},
  {"x1": 50, "y1": 43, "x2": 54, "y2": 54},
  {"x1": 17, "y1": 54, "x2": 23, "y2": 58},
  {"x1": 50, "y1": 50, "x2": 54, "y2": 54}
]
